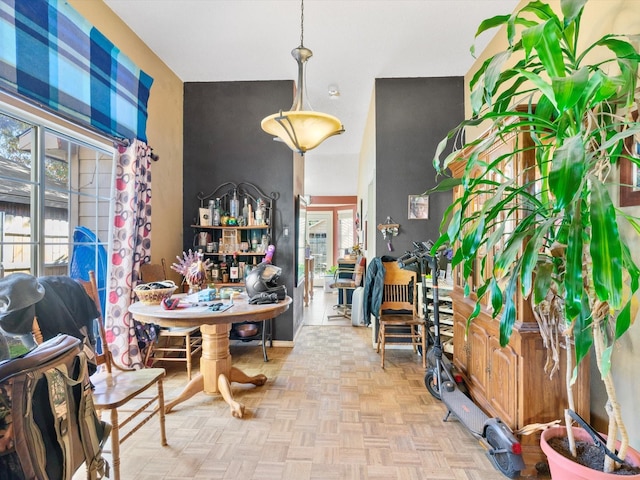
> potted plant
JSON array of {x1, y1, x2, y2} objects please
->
[{"x1": 431, "y1": 0, "x2": 640, "y2": 476}]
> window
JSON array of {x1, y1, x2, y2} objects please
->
[
  {"x1": 0, "y1": 103, "x2": 115, "y2": 277},
  {"x1": 337, "y1": 209, "x2": 354, "y2": 256}
]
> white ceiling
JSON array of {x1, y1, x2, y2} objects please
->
[{"x1": 103, "y1": 0, "x2": 519, "y2": 196}]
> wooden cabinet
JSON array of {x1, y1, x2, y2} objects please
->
[
  {"x1": 449, "y1": 124, "x2": 590, "y2": 476},
  {"x1": 192, "y1": 182, "x2": 278, "y2": 287}
]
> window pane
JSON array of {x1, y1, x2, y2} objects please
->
[
  {"x1": 0, "y1": 107, "x2": 114, "y2": 277},
  {"x1": 43, "y1": 129, "x2": 113, "y2": 277},
  {"x1": 338, "y1": 209, "x2": 354, "y2": 255},
  {"x1": 0, "y1": 113, "x2": 36, "y2": 275}
]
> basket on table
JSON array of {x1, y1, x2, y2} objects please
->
[{"x1": 134, "y1": 280, "x2": 178, "y2": 305}]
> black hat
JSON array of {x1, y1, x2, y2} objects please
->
[{"x1": 0, "y1": 273, "x2": 45, "y2": 334}]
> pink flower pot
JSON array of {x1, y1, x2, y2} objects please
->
[{"x1": 540, "y1": 426, "x2": 640, "y2": 479}]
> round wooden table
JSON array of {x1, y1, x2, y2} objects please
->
[{"x1": 128, "y1": 294, "x2": 291, "y2": 417}]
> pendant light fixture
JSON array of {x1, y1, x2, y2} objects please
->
[{"x1": 261, "y1": 0, "x2": 344, "y2": 155}]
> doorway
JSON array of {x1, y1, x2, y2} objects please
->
[{"x1": 307, "y1": 211, "x2": 333, "y2": 280}]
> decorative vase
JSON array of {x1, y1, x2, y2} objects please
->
[{"x1": 540, "y1": 426, "x2": 640, "y2": 479}]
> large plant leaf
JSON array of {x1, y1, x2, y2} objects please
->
[
  {"x1": 520, "y1": 219, "x2": 553, "y2": 297},
  {"x1": 533, "y1": 259, "x2": 554, "y2": 304},
  {"x1": 489, "y1": 277, "x2": 503, "y2": 317},
  {"x1": 593, "y1": 38, "x2": 640, "y2": 104},
  {"x1": 474, "y1": 14, "x2": 512, "y2": 40},
  {"x1": 483, "y1": 51, "x2": 514, "y2": 107},
  {"x1": 515, "y1": 69, "x2": 558, "y2": 109},
  {"x1": 615, "y1": 300, "x2": 633, "y2": 343},
  {"x1": 533, "y1": 19, "x2": 566, "y2": 77},
  {"x1": 552, "y1": 67, "x2": 589, "y2": 112},
  {"x1": 500, "y1": 270, "x2": 520, "y2": 346},
  {"x1": 522, "y1": 1, "x2": 559, "y2": 23},
  {"x1": 565, "y1": 201, "x2": 583, "y2": 320},
  {"x1": 620, "y1": 236, "x2": 640, "y2": 294},
  {"x1": 561, "y1": 0, "x2": 588, "y2": 24},
  {"x1": 549, "y1": 135, "x2": 585, "y2": 210},
  {"x1": 461, "y1": 213, "x2": 485, "y2": 260},
  {"x1": 590, "y1": 181, "x2": 622, "y2": 308},
  {"x1": 573, "y1": 295, "x2": 593, "y2": 366}
]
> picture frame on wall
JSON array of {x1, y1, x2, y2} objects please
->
[{"x1": 408, "y1": 194, "x2": 429, "y2": 219}]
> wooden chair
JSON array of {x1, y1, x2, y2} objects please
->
[
  {"x1": 375, "y1": 261, "x2": 426, "y2": 369},
  {"x1": 79, "y1": 271, "x2": 167, "y2": 480},
  {"x1": 327, "y1": 256, "x2": 366, "y2": 320},
  {"x1": 140, "y1": 261, "x2": 202, "y2": 380}
]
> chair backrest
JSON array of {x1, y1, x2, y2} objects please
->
[
  {"x1": 140, "y1": 260, "x2": 167, "y2": 283},
  {"x1": 77, "y1": 271, "x2": 112, "y2": 374},
  {"x1": 380, "y1": 261, "x2": 417, "y2": 314}
]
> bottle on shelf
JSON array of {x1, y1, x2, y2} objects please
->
[
  {"x1": 242, "y1": 197, "x2": 250, "y2": 226},
  {"x1": 229, "y1": 188, "x2": 240, "y2": 219},
  {"x1": 207, "y1": 200, "x2": 215, "y2": 226},
  {"x1": 230, "y1": 253, "x2": 240, "y2": 283},
  {"x1": 251, "y1": 230, "x2": 260, "y2": 252},
  {"x1": 220, "y1": 258, "x2": 229, "y2": 283},
  {"x1": 255, "y1": 198, "x2": 265, "y2": 225},
  {"x1": 211, "y1": 262, "x2": 220, "y2": 282},
  {"x1": 212, "y1": 197, "x2": 221, "y2": 226}
]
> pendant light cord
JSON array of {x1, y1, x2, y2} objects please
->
[{"x1": 299, "y1": 0, "x2": 305, "y2": 48}]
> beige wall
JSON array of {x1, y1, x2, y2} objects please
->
[
  {"x1": 463, "y1": 0, "x2": 640, "y2": 448},
  {"x1": 357, "y1": 90, "x2": 377, "y2": 259},
  {"x1": 69, "y1": 0, "x2": 184, "y2": 283}
]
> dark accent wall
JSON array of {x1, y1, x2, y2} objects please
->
[
  {"x1": 183, "y1": 80, "x2": 301, "y2": 341},
  {"x1": 375, "y1": 77, "x2": 464, "y2": 257}
]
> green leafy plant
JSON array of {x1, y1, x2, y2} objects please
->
[
  {"x1": 325, "y1": 265, "x2": 338, "y2": 276},
  {"x1": 431, "y1": 0, "x2": 640, "y2": 473}
]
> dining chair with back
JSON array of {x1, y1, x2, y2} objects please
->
[
  {"x1": 375, "y1": 261, "x2": 426, "y2": 369},
  {"x1": 139, "y1": 261, "x2": 203, "y2": 380},
  {"x1": 79, "y1": 271, "x2": 168, "y2": 480}
]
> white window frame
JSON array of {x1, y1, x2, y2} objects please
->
[{"x1": 0, "y1": 96, "x2": 116, "y2": 277}]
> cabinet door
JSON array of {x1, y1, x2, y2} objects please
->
[
  {"x1": 452, "y1": 310, "x2": 469, "y2": 375},
  {"x1": 487, "y1": 334, "x2": 518, "y2": 428},
  {"x1": 467, "y1": 322, "x2": 489, "y2": 401}
]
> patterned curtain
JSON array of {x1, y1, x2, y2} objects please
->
[{"x1": 104, "y1": 139, "x2": 152, "y2": 368}]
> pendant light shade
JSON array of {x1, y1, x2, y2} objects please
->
[
  {"x1": 261, "y1": 2, "x2": 344, "y2": 154},
  {"x1": 261, "y1": 109, "x2": 344, "y2": 154}
]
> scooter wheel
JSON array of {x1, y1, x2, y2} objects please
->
[
  {"x1": 485, "y1": 423, "x2": 521, "y2": 479},
  {"x1": 424, "y1": 367, "x2": 441, "y2": 400}
]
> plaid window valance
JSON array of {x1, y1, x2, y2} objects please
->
[{"x1": 0, "y1": 0, "x2": 153, "y2": 142}]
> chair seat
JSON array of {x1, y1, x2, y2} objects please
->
[
  {"x1": 330, "y1": 279, "x2": 356, "y2": 289},
  {"x1": 91, "y1": 367, "x2": 166, "y2": 409},
  {"x1": 380, "y1": 314, "x2": 423, "y2": 326},
  {"x1": 159, "y1": 325, "x2": 200, "y2": 336},
  {"x1": 146, "y1": 326, "x2": 202, "y2": 380}
]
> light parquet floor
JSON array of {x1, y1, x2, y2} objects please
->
[{"x1": 77, "y1": 288, "x2": 536, "y2": 480}]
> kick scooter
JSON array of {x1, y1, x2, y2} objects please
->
[{"x1": 397, "y1": 242, "x2": 525, "y2": 479}]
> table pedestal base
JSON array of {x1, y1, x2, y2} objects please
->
[{"x1": 164, "y1": 323, "x2": 267, "y2": 417}]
